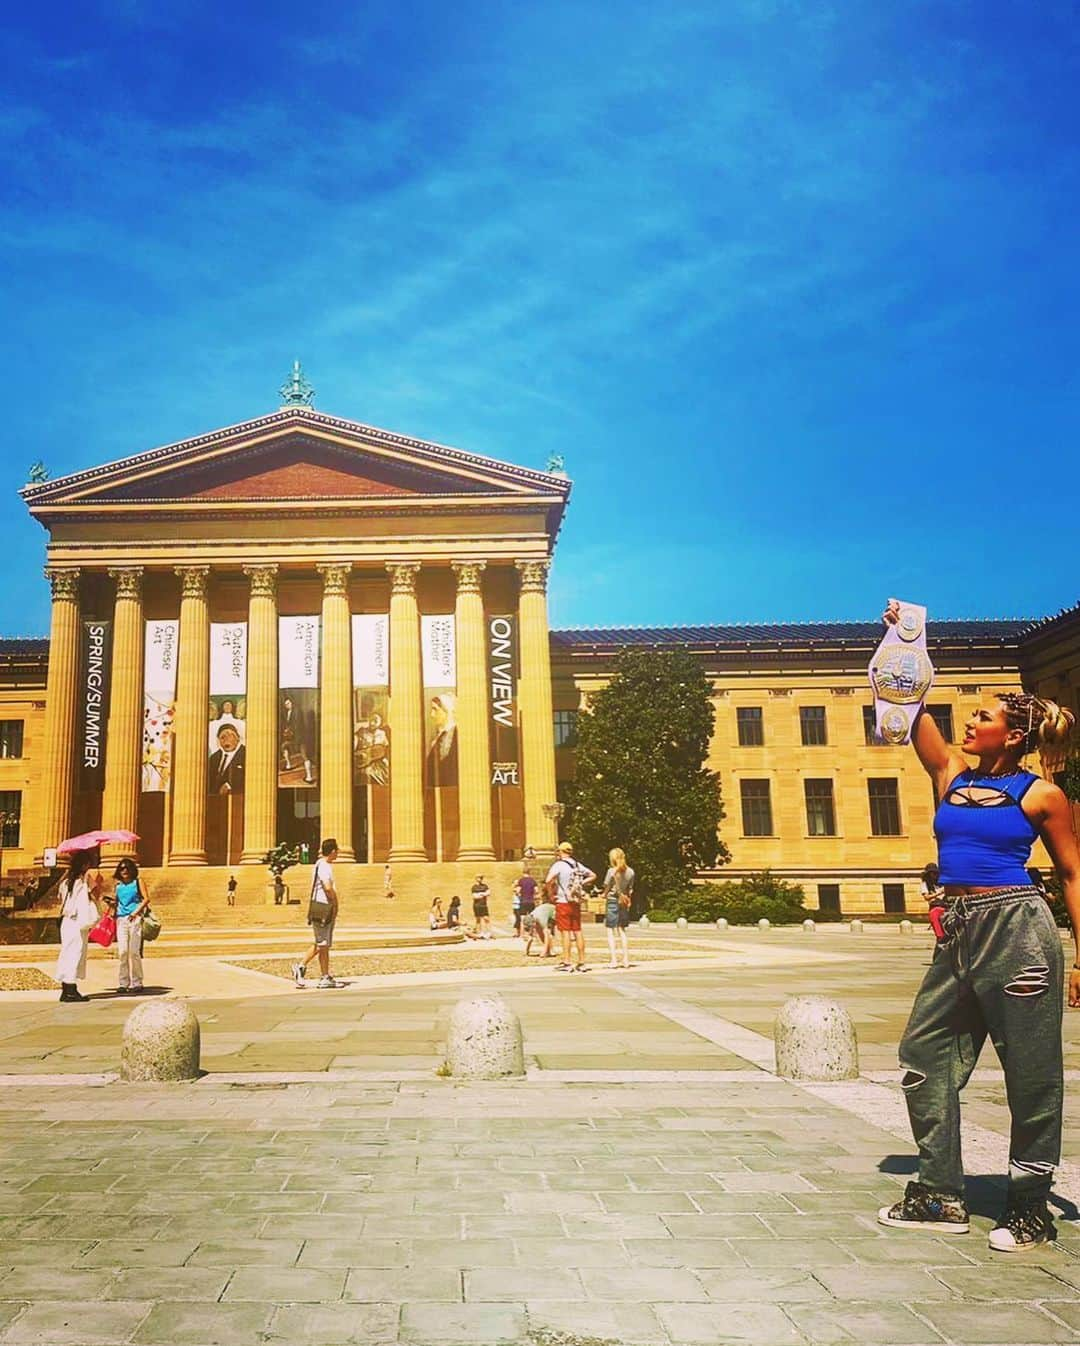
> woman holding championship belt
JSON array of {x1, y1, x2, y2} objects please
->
[{"x1": 877, "y1": 599, "x2": 1080, "y2": 1251}]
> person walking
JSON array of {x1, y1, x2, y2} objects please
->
[
  {"x1": 516, "y1": 870, "x2": 537, "y2": 939},
  {"x1": 601, "y1": 848, "x2": 635, "y2": 969},
  {"x1": 54, "y1": 848, "x2": 103, "y2": 1003},
  {"x1": 291, "y1": 839, "x2": 344, "y2": 989},
  {"x1": 227, "y1": 873, "x2": 237, "y2": 907},
  {"x1": 471, "y1": 874, "x2": 492, "y2": 939},
  {"x1": 546, "y1": 841, "x2": 596, "y2": 972},
  {"x1": 109, "y1": 858, "x2": 149, "y2": 994},
  {"x1": 876, "y1": 599, "x2": 1080, "y2": 1252}
]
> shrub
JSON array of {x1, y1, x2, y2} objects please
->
[{"x1": 650, "y1": 872, "x2": 808, "y2": 925}]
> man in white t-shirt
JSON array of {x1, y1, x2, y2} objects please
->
[
  {"x1": 546, "y1": 841, "x2": 596, "y2": 973},
  {"x1": 292, "y1": 838, "x2": 344, "y2": 989}
]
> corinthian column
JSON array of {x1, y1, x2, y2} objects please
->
[
  {"x1": 452, "y1": 561, "x2": 495, "y2": 861},
  {"x1": 101, "y1": 568, "x2": 144, "y2": 860},
  {"x1": 169, "y1": 567, "x2": 210, "y2": 865},
  {"x1": 386, "y1": 562, "x2": 426, "y2": 861},
  {"x1": 516, "y1": 559, "x2": 559, "y2": 854},
  {"x1": 318, "y1": 563, "x2": 355, "y2": 861},
  {"x1": 38, "y1": 569, "x2": 81, "y2": 858},
  {"x1": 240, "y1": 565, "x2": 279, "y2": 863}
]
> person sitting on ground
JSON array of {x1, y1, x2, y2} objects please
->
[
  {"x1": 429, "y1": 898, "x2": 444, "y2": 930},
  {"x1": 446, "y1": 896, "x2": 461, "y2": 929}
]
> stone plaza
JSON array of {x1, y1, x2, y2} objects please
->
[{"x1": 2, "y1": 923, "x2": 1080, "y2": 1345}]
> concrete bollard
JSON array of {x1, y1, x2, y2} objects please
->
[
  {"x1": 446, "y1": 995, "x2": 525, "y2": 1080},
  {"x1": 639, "y1": 915, "x2": 650, "y2": 928},
  {"x1": 849, "y1": 919, "x2": 863, "y2": 934},
  {"x1": 716, "y1": 918, "x2": 728, "y2": 931},
  {"x1": 899, "y1": 919, "x2": 913, "y2": 935},
  {"x1": 802, "y1": 919, "x2": 815, "y2": 933},
  {"x1": 774, "y1": 995, "x2": 859, "y2": 1082},
  {"x1": 120, "y1": 1000, "x2": 201, "y2": 1082},
  {"x1": 757, "y1": 918, "x2": 770, "y2": 931},
  {"x1": 676, "y1": 917, "x2": 688, "y2": 929}
]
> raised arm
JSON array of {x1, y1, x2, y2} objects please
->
[{"x1": 881, "y1": 599, "x2": 965, "y2": 794}]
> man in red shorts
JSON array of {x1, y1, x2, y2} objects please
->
[{"x1": 546, "y1": 841, "x2": 596, "y2": 973}]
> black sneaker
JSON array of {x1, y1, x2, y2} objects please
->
[
  {"x1": 878, "y1": 1180, "x2": 970, "y2": 1234},
  {"x1": 988, "y1": 1194, "x2": 1056, "y2": 1251}
]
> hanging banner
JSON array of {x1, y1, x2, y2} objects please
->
[
  {"x1": 488, "y1": 614, "x2": 519, "y2": 787},
  {"x1": 422, "y1": 615, "x2": 457, "y2": 788},
  {"x1": 78, "y1": 620, "x2": 112, "y2": 791},
  {"x1": 352, "y1": 615, "x2": 390, "y2": 788},
  {"x1": 208, "y1": 622, "x2": 247, "y2": 795},
  {"x1": 141, "y1": 620, "x2": 178, "y2": 793},
  {"x1": 278, "y1": 616, "x2": 320, "y2": 788}
]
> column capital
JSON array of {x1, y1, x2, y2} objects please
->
[
  {"x1": 451, "y1": 560, "x2": 487, "y2": 595},
  {"x1": 515, "y1": 559, "x2": 551, "y2": 594},
  {"x1": 317, "y1": 563, "x2": 352, "y2": 597},
  {"x1": 45, "y1": 568, "x2": 80, "y2": 603},
  {"x1": 108, "y1": 567, "x2": 144, "y2": 600},
  {"x1": 243, "y1": 563, "x2": 278, "y2": 598},
  {"x1": 175, "y1": 565, "x2": 210, "y2": 600},
  {"x1": 386, "y1": 562, "x2": 421, "y2": 596}
]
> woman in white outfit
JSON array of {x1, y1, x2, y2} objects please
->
[{"x1": 55, "y1": 849, "x2": 103, "y2": 1003}]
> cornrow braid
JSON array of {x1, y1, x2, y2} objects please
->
[{"x1": 998, "y1": 692, "x2": 1075, "y2": 754}]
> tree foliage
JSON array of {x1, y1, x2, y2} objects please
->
[
  {"x1": 649, "y1": 872, "x2": 809, "y2": 924},
  {"x1": 1058, "y1": 755, "x2": 1080, "y2": 805},
  {"x1": 567, "y1": 648, "x2": 727, "y2": 898},
  {"x1": 263, "y1": 843, "x2": 301, "y2": 877}
]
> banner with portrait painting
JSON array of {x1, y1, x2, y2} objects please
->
[
  {"x1": 78, "y1": 620, "x2": 112, "y2": 791},
  {"x1": 208, "y1": 622, "x2": 247, "y2": 795},
  {"x1": 422, "y1": 614, "x2": 458, "y2": 858},
  {"x1": 141, "y1": 620, "x2": 178, "y2": 793},
  {"x1": 352, "y1": 614, "x2": 390, "y2": 859},
  {"x1": 278, "y1": 616, "x2": 320, "y2": 789}
]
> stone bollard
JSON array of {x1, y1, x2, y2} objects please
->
[
  {"x1": 899, "y1": 919, "x2": 913, "y2": 935},
  {"x1": 774, "y1": 995, "x2": 859, "y2": 1082},
  {"x1": 716, "y1": 918, "x2": 728, "y2": 931},
  {"x1": 639, "y1": 915, "x2": 650, "y2": 928},
  {"x1": 757, "y1": 918, "x2": 770, "y2": 931},
  {"x1": 121, "y1": 1000, "x2": 201, "y2": 1083},
  {"x1": 849, "y1": 920, "x2": 863, "y2": 934},
  {"x1": 802, "y1": 919, "x2": 815, "y2": 933},
  {"x1": 676, "y1": 917, "x2": 688, "y2": 929},
  {"x1": 446, "y1": 995, "x2": 524, "y2": 1080}
]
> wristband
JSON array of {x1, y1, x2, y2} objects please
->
[{"x1": 869, "y1": 601, "x2": 935, "y2": 745}]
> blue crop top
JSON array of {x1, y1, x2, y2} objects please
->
[{"x1": 933, "y1": 769, "x2": 1039, "y2": 887}]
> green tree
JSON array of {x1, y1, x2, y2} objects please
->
[{"x1": 568, "y1": 648, "x2": 727, "y2": 901}]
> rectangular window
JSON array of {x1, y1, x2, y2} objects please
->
[
  {"x1": 868, "y1": 778, "x2": 902, "y2": 836},
  {"x1": 737, "y1": 707, "x2": 764, "y2": 746},
  {"x1": 817, "y1": 883, "x2": 841, "y2": 913},
  {"x1": 926, "y1": 704, "x2": 953, "y2": 742},
  {"x1": 553, "y1": 710, "x2": 579, "y2": 748},
  {"x1": 804, "y1": 778, "x2": 837, "y2": 836},
  {"x1": 883, "y1": 883, "x2": 906, "y2": 913},
  {"x1": 740, "y1": 779, "x2": 773, "y2": 836},
  {"x1": 799, "y1": 706, "x2": 827, "y2": 746},
  {"x1": 0, "y1": 722, "x2": 23, "y2": 759},
  {"x1": 0, "y1": 790, "x2": 21, "y2": 849},
  {"x1": 863, "y1": 705, "x2": 886, "y2": 746}
]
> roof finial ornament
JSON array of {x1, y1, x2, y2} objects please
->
[
  {"x1": 546, "y1": 452, "x2": 568, "y2": 479},
  {"x1": 279, "y1": 360, "x2": 315, "y2": 409}
]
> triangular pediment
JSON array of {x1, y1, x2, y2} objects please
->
[{"x1": 22, "y1": 408, "x2": 570, "y2": 511}]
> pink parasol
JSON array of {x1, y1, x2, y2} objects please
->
[{"x1": 56, "y1": 829, "x2": 139, "y2": 856}]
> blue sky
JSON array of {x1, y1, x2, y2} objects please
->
[{"x1": 3, "y1": 0, "x2": 1079, "y2": 635}]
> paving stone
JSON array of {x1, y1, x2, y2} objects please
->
[
  {"x1": 783, "y1": 1302, "x2": 945, "y2": 1343},
  {"x1": 466, "y1": 1268, "x2": 583, "y2": 1301},
  {"x1": 187, "y1": 1238, "x2": 302, "y2": 1266},
  {"x1": 400, "y1": 1301, "x2": 526, "y2": 1343},
  {"x1": 405, "y1": 1237, "x2": 511, "y2": 1269},
  {"x1": 80, "y1": 1239, "x2": 202, "y2": 1268},
  {"x1": 694, "y1": 1268, "x2": 831, "y2": 1302},
  {"x1": 102, "y1": 1268, "x2": 232, "y2": 1302},
  {"x1": 344, "y1": 1267, "x2": 461, "y2": 1301},
  {"x1": 730, "y1": 1239, "x2": 857, "y2": 1268},
  {"x1": 131, "y1": 1300, "x2": 274, "y2": 1345},
  {"x1": 931, "y1": 1265, "x2": 1080, "y2": 1299},
  {"x1": 2, "y1": 1239, "x2": 97, "y2": 1266},
  {"x1": 0, "y1": 1304, "x2": 26, "y2": 1334},
  {"x1": 222, "y1": 1266, "x2": 347, "y2": 1301},
  {"x1": 912, "y1": 1302, "x2": 1079, "y2": 1343},
  {"x1": 524, "y1": 1300, "x2": 668, "y2": 1342},
  {"x1": 562, "y1": 1212, "x2": 674, "y2": 1239},
  {"x1": 581, "y1": 1266, "x2": 709, "y2": 1302},
  {"x1": 463, "y1": 1216, "x2": 564, "y2": 1238},
  {"x1": 623, "y1": 1238, "x2": 743, "y2": 1268},
  {"x1": 599, "y1": 1191, "x2": 700, "y2": 1213},
  {"x1": 811, "y1": 1267, "x2": 955, "y2": 1300},
  {"x1": 835, "y1": 1237, "x2": 977, "y2": 1265},
  {"x1": 655, "y1": 1301, "x2": 801, "y2": 1343},
  {"x1": 296, "y1": 1238, "x2": 409, "y2": 1268},
  {"x1": 0, "y1": 1266, "x2": 115, "y2": 1301},
  {"x1": 2, "y1": 1298, "x2": 151, "y2": 1345},
  {"x1": 265, "y1": 1302, "x2": 399, "y2": 1344}
]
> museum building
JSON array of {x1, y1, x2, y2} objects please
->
[{"x1": 1, "y1": 374, "x2": 1077, "y2": 915}]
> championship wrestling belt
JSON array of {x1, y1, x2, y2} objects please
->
[{"x1": 868, "y1": 601, "x2": 934, "y2": 745}]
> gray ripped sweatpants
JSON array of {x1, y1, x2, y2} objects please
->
[{"x1": 898, "y1": 886, "x2": 1064, "y2": 1198}]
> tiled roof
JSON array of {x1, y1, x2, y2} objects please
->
[{"x1": 551, "y1": 620, "x2": 1030, "y2": 648}]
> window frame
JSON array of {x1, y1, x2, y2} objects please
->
[
  {"x1": 817, "y1": 883, "x2": 841, "y2": 913},
  {"x1": 739, "y1": 778, "x2": 773, "y2": 837},
  {"x1": 0, "y1": 721, "x2": 24, "y2": 760},
  {"x1": 883, "y1": 882, "x2": 906, "y2": 914},
  {"x1": 0, "y1": 789, "x2": 21, "y2": 849},
  {"x1": 736, "y1": 706, "x2": 764, "y2": 747},
  {"x1": 803, "y1": 777, "x2": 837, "y2": 837},
  {"x1": 553, "y1": 709, "x2": 579, "y2": 749},
  {"x1": 868, "y1": 777, "x2": 903, "y2": 836},
  {"x1": 799, "y1": 705, "x2": 828, "y2": 746}
]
